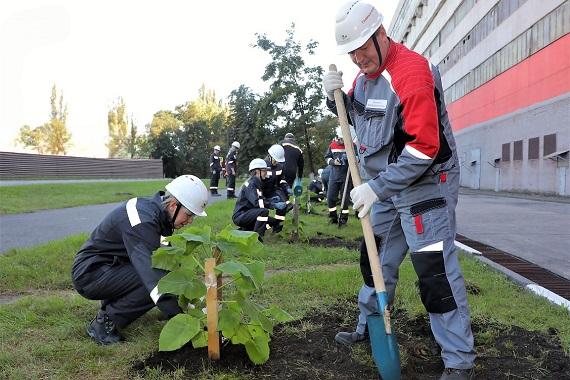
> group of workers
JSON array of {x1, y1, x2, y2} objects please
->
[{"x1": 71, "y1": 1, "x2": 475, "y2": 378}]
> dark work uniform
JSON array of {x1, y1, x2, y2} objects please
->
[
  {"x1": 209, "y1": 150, "x2": 223, "y2": 195},
  {"x1": 262, "y1": 158, "x2": 292, "y2": 228},
  {"x1": 308, "y1": 178, "x2": 325, "y2": 202},
  {"x1": 71, "y1": 192, "x2": 181, "y2": 328},
  {"x1": 324, "y1": 140, "x2": 352, "y2": 223},
  {"x1": 232, "y1": 176, "x2": 277, "y2": 240},
  {"x1": 226, "y1": 148, "x2": 238, "y2": 198},
  {"x1": 281, "y1": 138, "x2": 304, "y2": 187}
]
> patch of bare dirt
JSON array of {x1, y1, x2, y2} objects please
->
[{"x1": 133, "y1": 299, "x2": 570, "y2": 379}]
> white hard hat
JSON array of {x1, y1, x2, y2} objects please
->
[
  {"x1": 336, "y1": 125, "x2": 357, "y2": 142},
  {"x1": 232, "y1": 141, "x2": 240, "y2": 149},
  {"x1": 249, "y1": 158, "x2": 270, "y2": 171},
  {"x1": 268, "y1": 144, "x2": 285, "y2": 163},
  {"x1": 214, "y1": 145, "x2": 221, "y2": 151},
  {"x1": 165, "y1": 175, "x2": 208, "y2": 217},
  {"x1": 335, "y1": 0, "x2": 384, "y2": 55},
  {"x1": 335, "y1": 126, "x2": 344, "y2": 139}
]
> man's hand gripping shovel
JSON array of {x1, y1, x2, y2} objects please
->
[{"x1": 330, "y1": 64, "x2": 401, "y2": 380}]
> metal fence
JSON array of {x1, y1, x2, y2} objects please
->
[{"x1": 0, "y1": 151, "x2": 163, "y2": 179}]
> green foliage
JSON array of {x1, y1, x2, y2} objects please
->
[
  {"x1": 16, "y1": 84, "x2": 71, "y2": 155},
  {"x1": 107, "y1": 97, "x2": 130, "y2": 158},
  {"x1": 252, "y1": 24, "x2": 326, "y2": 175},
  {"x1": 147, "y1": 85, "x2": 228, "y2": 178},
  {"x1": 153, "y1": 225, "x2": 293, "y2": 364}
]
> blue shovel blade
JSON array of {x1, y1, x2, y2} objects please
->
[{"x1": 366, "y1": 292, "x2": 401, "y2": 379}]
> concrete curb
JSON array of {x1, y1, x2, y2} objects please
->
[{"x1": 455, "y1": 240, "x2": 570, "y2": 312}]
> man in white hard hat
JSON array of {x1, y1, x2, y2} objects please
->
[
  {"x1": 226, "y1": 141, "x2": 240, "y2": 199},
  {"x1": 209, "y1": 145, "x2": 223, "y2": 196},
  {"x1": 233, "y1": 158, "x2": 280, "y2": 241},
  {"x1": 71, "y1": 175, "x2": 209, "y2": 345},
  {"x1": 322, "y1": 1, "x2": 474, "y2": 378},
  {"x1": 262, "y1": 144, "x2": 293, "y2": 233}
]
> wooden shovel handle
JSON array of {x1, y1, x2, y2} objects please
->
[{"x1": 329, "y1": 64, "x2": 387, "y2": 294}]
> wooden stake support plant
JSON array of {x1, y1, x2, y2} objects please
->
[{"x1": 205, "y1": 257, "x2": 220, "y2": 360}]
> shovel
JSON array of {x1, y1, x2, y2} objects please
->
[{"x1": 330, "y1": 64, "x2": 401, "y2": 380}]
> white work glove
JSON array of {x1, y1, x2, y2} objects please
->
[
  {"x1": 322, "y1": 70, "x2": 344, "y2": 101},
  {"x1": 350, "y1": 183, "x2": 379, "y2": 218}
]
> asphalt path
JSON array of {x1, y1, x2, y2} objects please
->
[
  {"x1": 0, "y1": 190, "x2": 229, "y2": 253},
  {"x1": 1, "y1": 188, "x2": 568, "y2": 281}
]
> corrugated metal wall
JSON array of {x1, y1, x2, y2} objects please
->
[
  {"x1": 0, "y1": 151, "x2": 164, "y2": 179},
  {"x1": 444, "y1": 1, "x2": 569, "y2": 103}
]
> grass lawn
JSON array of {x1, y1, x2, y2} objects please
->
[
  {"x1": 0, "y1": 178, "x2": 250, "y2": 214},
  {"x1": 1, "y1": 200, "x2": 569, "y2": 379}
]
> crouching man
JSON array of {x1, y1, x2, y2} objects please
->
[
  {"x1": 233, "y1": 158, "x2": 279, "y2": 242},
  {"x1": 71, "y1": 175, "x2": 209, "y2": 345}
]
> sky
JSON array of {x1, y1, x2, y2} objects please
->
[{"x1": 0, "y1": 0, "x2": 396, "y2": 157}]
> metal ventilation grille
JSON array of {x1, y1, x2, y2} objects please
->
[{"x1": 456, "y1": 234, "x2": 570, "y2": 301}]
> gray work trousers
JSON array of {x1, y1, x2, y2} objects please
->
[{"x1": 354, "y1": 163, "x2": 475, "y2": 369}]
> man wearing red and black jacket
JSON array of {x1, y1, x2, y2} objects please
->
[
  {"x1": 322, "y1": 1, "x2": 475, "y2": 378},
  {"x1": 324, "y1": 129, "x2": 351, "y2": 225}
]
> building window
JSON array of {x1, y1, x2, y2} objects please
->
[
  {"x1": 544, "y1": 134, "x2": 557, "y2": 156},
  {"x1": 502, "y1": 143, "x2": 510, "y2": 161},
  {"x1": 513, "y1": 140, "x2": 523, "y2": 161},
  {"x1": 528, "y1": 137, "x2": 539, "y2": 159}
]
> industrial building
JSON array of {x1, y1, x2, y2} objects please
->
[{"x1": 389, "y1": 0, "x2": 569, "y2": 195}]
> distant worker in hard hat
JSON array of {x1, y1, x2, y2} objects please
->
[
  {"x1": 71, "y1": 175, "x2": 209, "y2": 345},
  {"x1": 308, "y1": 168, "x2": 326, "y2": 203},
  {"x1": 322, "y1": 1, "x2": 474, "y2": 378},
  {"x1": 324, "y1": 127, "x2": 352, "y2": 225},
  {"x1": 233, "y1": 158, "x2": 280, "y2": 242},
  {"x1": 262, "y1": 144, "x2": 293, "y2": 233},
  {"x1": 281, "y1": 132, "x2": 304, "y2": 188},
  {"x1": 225, "y1": 141, "x2": 240, "y2": 199},
  {"x1": 209, "y1": 145, "x2": 223, "y2": 197}
]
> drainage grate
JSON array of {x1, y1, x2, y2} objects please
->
[{"x1": 456, "y1": 234, "x2": 570, "y2": 301}]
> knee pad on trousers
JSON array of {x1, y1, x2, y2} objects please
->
[
  {"x1": 410, "y1": 250, "x2": 457, "y2": 313},
  {"x1": 359, "y1": 235, "x2": 382, "y2": 288}
]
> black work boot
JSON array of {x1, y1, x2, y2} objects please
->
[
  {"x1": 440, "y1": 368, "x2": 475, "y2": 380},
  {"x1": 87, "y1": 312, "x2": 124, "y2": 345},
  {"x1": 334, "y1": 330, "x2": 369, "y2": 345},
  {"x1": 329, "y1": 211, "x2": 338, "y2": 224},
  {"x1": 338, "y1": 214, "x2": 348, "y2": 226},
  {"x1": 272, "y1": 223, "x2": 283, "y2": 234}
]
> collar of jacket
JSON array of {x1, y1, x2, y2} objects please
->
[
  {"x1": 156, "y1": 191, "x2": 174, "y2": 235},
  {"x1": 364, "y1": 38, "x2": 397, "y2": 81}
]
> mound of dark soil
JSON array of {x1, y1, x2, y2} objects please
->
[
  {"x1": 133, "y1": 300, "x2": 570, "y2": 379},
  {"x1": 307, "y1": 235, "x2": 360, "y2": 251}
]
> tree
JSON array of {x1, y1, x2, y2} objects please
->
[
  {"x1": 226, "y1": 85, "x2": 270, "y2": 167},
  {"x1": 107, "y1": 97, "x2": 129, "y2": 158},
  {"x1": 16, "y1": 85, "x2": 71, "y2": 155},
  {"x1": 149, "y1": 110, "x2": 179, "y2": 137},
  {"x1": 253, "y1": 24, "x2": 325, "y2": 174}
]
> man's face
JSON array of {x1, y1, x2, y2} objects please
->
[
  {"x1": 171, "y1": 203, "x2": 194, "y2": 229},
  {"x1": 260, "y1": 169, "x2": 268, "y2": 179},
  {"x1": 348, "y1": 31, "x2": 382, "y2": 74}
]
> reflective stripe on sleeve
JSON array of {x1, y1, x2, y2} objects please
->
[
  {"x1": 126, "y1": 198, "x2": 141, "y2": 227},
  {"x1": 405, "y1": 145, "x2": 432, "y2": 160},
  {"x1": 150, "y1": 286, "x2": 162, "y2": 304},
  {"x1": 275, "y1": 214, "x2": 285, "y2": 221}
]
